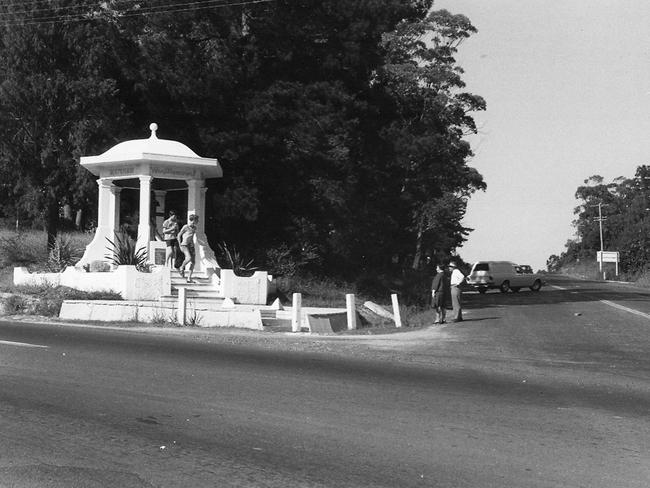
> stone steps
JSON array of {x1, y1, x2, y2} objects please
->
[
  {"x1": 159, "y1": 295, "x2": 227, "y2": 307},
  {"x1": 169, "y1": 269, "x2": 221, "y2": 299}
]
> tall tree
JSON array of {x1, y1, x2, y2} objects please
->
[
  {"x1": 373, "y1": 9, "x2": 486, "y2": 269},
  {"x1": 201, "y1": 0, "x2": 439, "y2": 273},
  {"x1": 0, "y1": 0, "x2": 128, "y2": 245}
]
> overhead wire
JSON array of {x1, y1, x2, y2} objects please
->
[
  {"x1": 0, "y1": 1, "x2": 134, "y2": 17},
  {"x1": 0, "y1": 0, "x2": 256, "y2": 16},
  {"x1": 0, "y1": 0, "x2": 274, "y2": 26}
]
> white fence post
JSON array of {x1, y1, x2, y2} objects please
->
[
  {"x1": 391, "y1": 293, "x2": 402, "y2": 328},
  {"x1": 291, "y1": 293, "x2": 302, "y2": 332},
  {"x1": 346, "y1": 294, "x2": 357, "y2": 330},
  {"x1": 178, "y1": 287, "x2": 187, "y2": 326}
]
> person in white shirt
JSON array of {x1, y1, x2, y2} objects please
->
[{"x1": 448, "y1": 261, "x2": 464, "y2": 322}]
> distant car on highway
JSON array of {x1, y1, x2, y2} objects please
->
[{"x1": 467, "y1": 261, "x2": 543, "y2": 294}]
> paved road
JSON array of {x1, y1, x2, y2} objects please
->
[{"x1": 0, "y1": 275, "x2": 648, "y2": 487}]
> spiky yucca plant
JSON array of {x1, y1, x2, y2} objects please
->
[
  {"x1": 47, "y1": 234, "x2": 82, "y2": 272},
  {"x1": 105, "y1": 232, "x2": 149, "y2": 271},
  {"x1": 217, "y1": 242, "x2": 258, "y2": 277}
]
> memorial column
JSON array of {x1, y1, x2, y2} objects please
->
[{"x1": 136, "y1": 175, "x2": 153, "y2": 255}]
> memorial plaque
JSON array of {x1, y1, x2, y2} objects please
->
[{"x1": 154, "y1": 248, "x2": 166, "y2": 265}]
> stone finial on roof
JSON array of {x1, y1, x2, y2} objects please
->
[{"x1": 149, "y1": 122, "x2": 158, "y2": 139}]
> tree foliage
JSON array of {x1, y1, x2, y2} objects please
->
[
  {"x1": 551, "y1": 166, "x2": 650, "y2": 275},
  {"x1": 0, "y1": 0, "x2": 130, "y2": 245},
  {"x1": 0, "y1": 0, "x2": 485, "y2": 277}
]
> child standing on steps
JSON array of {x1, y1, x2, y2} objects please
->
[
  {"x1": 162, "y1": 210, "x2": 179, "y2": 269},
  {"x1": 177, "y1": 214, "x2": 198, "y2": 283}
]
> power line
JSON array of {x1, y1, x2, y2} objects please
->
[
  {"x1": 0, "y1": 0, "x2": 273, "y2": 26},
  {"x1": 0, "y1": 1, "x2": 132, "y2": 17},
  {"x1": 0, "y1": 0, "x2": 255, "y2": 16}
]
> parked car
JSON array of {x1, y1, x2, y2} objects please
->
[{"x1": 467, "y1": 261, "x2": 543, "y2": 294}]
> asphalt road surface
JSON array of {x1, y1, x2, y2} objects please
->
[{"x1": 0, "y1": 275, "x2": 648, "y2": 487}]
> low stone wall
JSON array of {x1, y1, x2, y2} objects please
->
[
  {"x1": 219, "y1": 269, "x2": 270, "y2": 305},
  {"x1": 14, "y1": 266, "x2": 171, "y2": 300},
  {"x1": 59, "y1": 300, "x2": 264, "y2": 330}
]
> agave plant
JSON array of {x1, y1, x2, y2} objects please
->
[
  {"x1": 47, "y1": 234, "x2": 82, "y2": 272},
  {"x1": 217, "y1": 242, "x2": 258, "y2": 277},
  {"x1": 105, "y1": 232, "x2": 149, "y2": 271}
]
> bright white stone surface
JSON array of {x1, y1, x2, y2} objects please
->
[
  {"x1": 219, "y1": 270, "x2": 269, "y2": 305},
  {"x1": 59, "y1": 300, "x2": 265, "y2": 330},
  {"x1": 14, "y1": 266, "x2": 171, "y2": 301}
]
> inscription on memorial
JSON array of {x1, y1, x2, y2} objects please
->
[
  {"x1": 109, "y1": 166, "x2": 135, "y2": 176},
  {"x1": 152, "y1": 167, "x2": 195, "y2": 179},
  {"x1": 154, "y1": 248, "x2": 166, "y2": 265}
]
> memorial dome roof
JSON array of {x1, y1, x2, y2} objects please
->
[{"x1": 80, "y1": 123, "x2": 222, "y2": 179}]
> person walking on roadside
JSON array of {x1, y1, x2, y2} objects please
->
[
  {"x1": 162, "y1": 210, "x2": 179, "y2": 268},
  {"x1": 431, "y1": 264, "x2": 449, "y2": 324},
  {"x1": 449, "y1": 261, "x2": 465, "y2": 322},
  {"x1": 177, "y1": 214, "x2": 198, "y2": 283}
]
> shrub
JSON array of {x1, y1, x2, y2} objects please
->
[
  {"x1": 2, "y1": 294, "x2": 26, "y2": 313},
  {"x1": 32, "y1": 299, "x2": 63, "y2": 317},
  {"x1": 217, "y1": 242, "x2": 258, "y2": 277},
  {"x1": 0, "y1": 230, "x2": 46, "y2": 267},
  {"x1": 105, "y1": 232, "x2": 149, "y2": 271},
  {"x1": 47, "y1": 234, "x2": 82, "y2": 272},
  {"x1": 277, "y1": 273, "x2": 352, "y2": 308},
  {"x1": 265, "y1": 243, "x2": 321, "y2": 277},
  {"x1": 265, "y1": 244, "x2": 299, "y2": 277},
  {"x1": 186, "y1": 307, "x2": 203, "y2": 326},
  {"x1": 89, "y1": 260, "x2": 111, "y2": 272},
  {"x1": 150, "y1": 305, "x2": 179, "y2": 326}
]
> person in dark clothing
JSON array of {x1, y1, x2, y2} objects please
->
[{"x1": 431, "y1": 264, "x2": 449, "y2": 324}]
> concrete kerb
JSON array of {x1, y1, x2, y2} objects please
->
[{"x1": 3, "y1": 314, "x2": 441, "y2": 347}]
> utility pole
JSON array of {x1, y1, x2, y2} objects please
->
[{"x1": 592, "y1": 203, "x2": 607, "y2": 279}]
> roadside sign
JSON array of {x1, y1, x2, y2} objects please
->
[
  {"x1": 597, "y1": 251, "x2": 620, "y2": 276},
  {"x1": 597, "y1": 251, "x2": 619, "y2": 263}
]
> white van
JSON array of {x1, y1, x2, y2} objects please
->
[{"x1": 466, "y1": 261, "x2": 543, "y2": 294}]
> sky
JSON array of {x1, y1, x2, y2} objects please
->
[{"x1": 434, "y1": 0, "x2": 650, "y2": 271}]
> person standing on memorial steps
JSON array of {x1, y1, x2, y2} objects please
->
[
  {"x1": 449, "y1": 260, "x2": 465, "y2": 322},
  {"x1": 178, "y1": 214, "x2": 198, "y2": 283},
  {"x1": 162, "y1": 210, "x2": 179, "y2": 269}
]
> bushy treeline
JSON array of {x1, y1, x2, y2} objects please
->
[
  {"x1": 547, "y1": 165, "x2": 650, "y2": 277},
  {"x1": 0, "y1": 0, "x2": 485, "y2": 279}
]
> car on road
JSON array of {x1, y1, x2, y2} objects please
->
[
  {"x1": 466, "y1": 260, "x2": 543, "y2": 294},
  {"x1": 516, "y1": 264, "x2": 533, "y2": 274}
]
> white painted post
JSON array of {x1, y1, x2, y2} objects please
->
[
  {"x1": 291, "y1": 293, "x2": 302, "y2": 332},
  {"x1": 391, "y1": 293, "x2": 402, "y2": 328},
  {"x1": 178, "y1": 287, "x2": 187, "y2": 326},
  {"x1": 346, "y1": 294, "x2": 357, "y2": 330}
]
